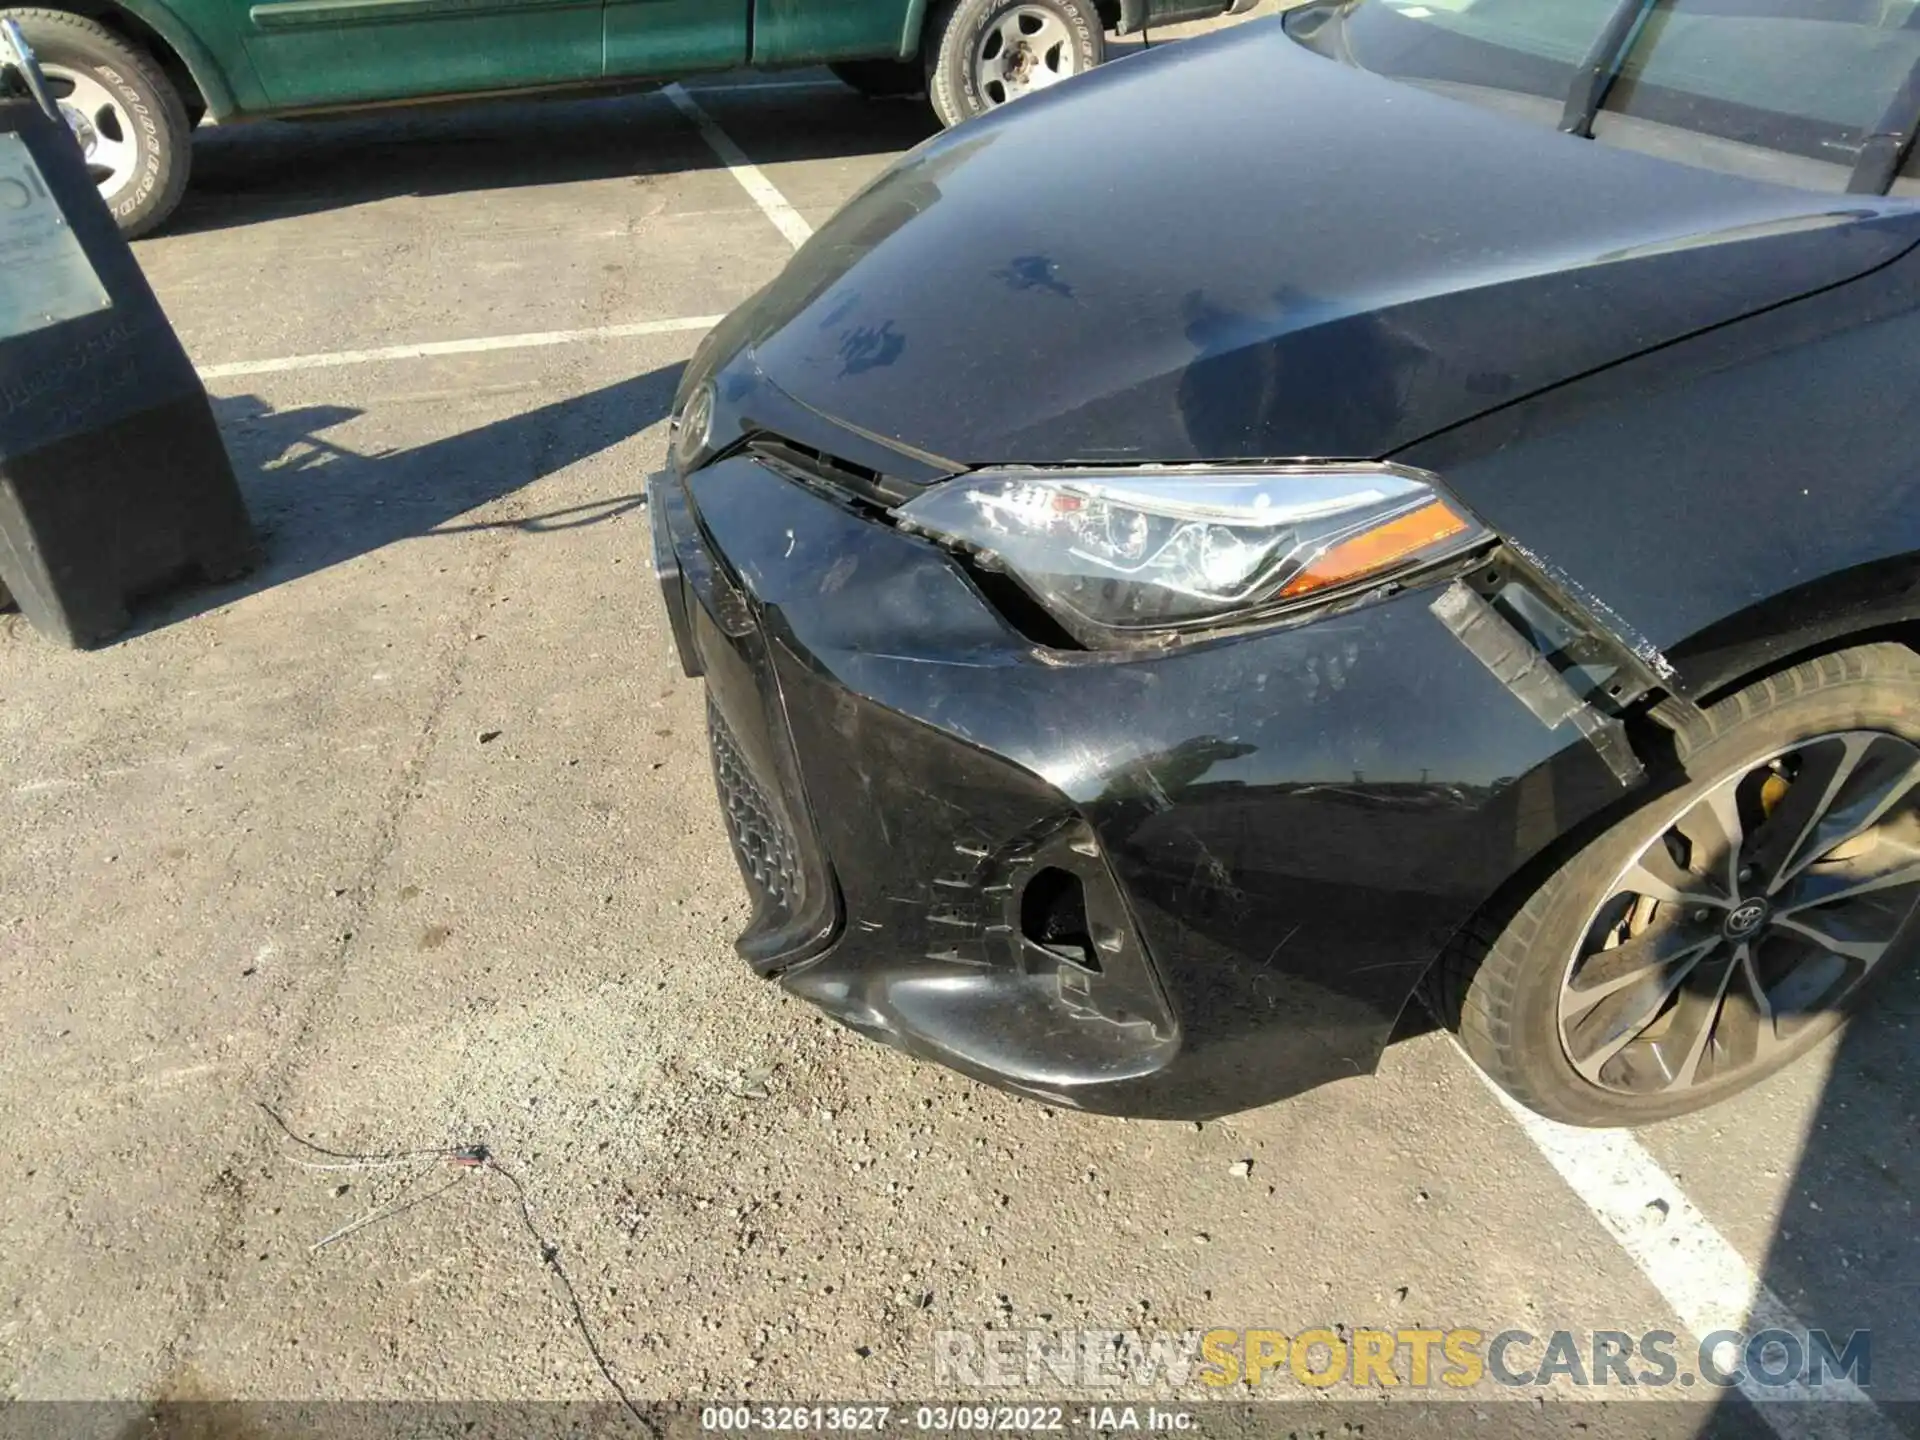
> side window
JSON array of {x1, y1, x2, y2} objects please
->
[{"x1": 1593, "y1": 0, "x2": 1920, "y2": 188}]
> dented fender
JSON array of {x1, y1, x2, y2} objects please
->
[{"x1": 1401, "y1": 240, "x2": 1920, "y2": 703}]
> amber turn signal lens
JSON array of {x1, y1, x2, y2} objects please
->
[{"x1": 1277, "y1": 499, "x2": 1471, "y2": 600}]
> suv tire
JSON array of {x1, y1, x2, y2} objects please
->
[
  {"x1": 7, "y1": 8, "x2": 192, "y2": 237},
  {"x1": 924, "y1": 0, "x2": 1103, "y2": 127}
]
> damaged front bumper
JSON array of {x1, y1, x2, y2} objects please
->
[{"x1": 648, "y1": 452, "x2": 1653, "y2": 1119}]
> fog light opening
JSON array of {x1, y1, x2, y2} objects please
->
[{"x1": 1021, "y1": 866, "x2": 1100, "y2": 973}]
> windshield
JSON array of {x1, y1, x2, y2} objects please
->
[{"x1": 1286, "y1": 0, "x2": 1920, "y2": 193}]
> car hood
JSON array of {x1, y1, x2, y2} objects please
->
[{"x1": 714, "y1": 16, "x2": 1915, "y2": 468}]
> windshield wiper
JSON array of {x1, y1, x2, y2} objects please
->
[
  {"x1": 1558, "y1": 0, "x2": 1659, "y2": 139},
  {"x1": 1848, "y1": 51, "x2": 1920, "y2": 195}
]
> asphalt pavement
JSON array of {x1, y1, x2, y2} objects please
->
[{"x1": 0, "y1": 10, "x2": 1913, "y2": 1436}]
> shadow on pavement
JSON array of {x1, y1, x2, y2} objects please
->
[
  {"x1": 1385, "y1": 887, "x2": 1918, "y2": 1437},
  {"x1": 129, "y1": 359, "x2": 682, "y2": 635},
  {"x1": 1732, "y1": 957, "x2": 1920, "y2": 1434},
  {"x1": 167, "y1": 84, "x2": 939, "y2": 235}
]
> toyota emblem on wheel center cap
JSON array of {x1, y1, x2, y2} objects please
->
[{"x1": 1724, "y1": 897, "x2": 1771, "y2": 938}]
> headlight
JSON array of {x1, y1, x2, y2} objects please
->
[
  {"x1": 672, "y1": 380, "x2": 716, "y2": 474},
  {"x1": 895, "y1": 464, "x2": 1489, "y2": 646}
]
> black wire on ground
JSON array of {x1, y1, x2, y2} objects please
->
[
  {"x1": 256, "y1": 1101, "x2": 659, "y2": 1436},
  {"x1": 483, "y1": 1153, "x2": 660, "y2": 1436},
  {"x1": 259, "y1": 1101, "x2": 474, "y2": 1164}
]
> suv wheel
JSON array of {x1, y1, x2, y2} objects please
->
[
  {"x1": 1433, "y1": 643, "x2": 1920, "y2": 1126},
  {"x1": 7, "y1": 8, "x2": 192, "y2": 237},
  {"x1": 925, "y1": 0, "x2": 1103, "y2": 127}
]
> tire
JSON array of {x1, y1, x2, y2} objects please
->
[
  {"x1": 1432, "y1": 643, "x2": 1920, "y2": 1127},
  {"x1": 924, "y1": 0, "x2": 1104, "y2": 128},
  {"x1": 6, "y1": 8, "x2": 192, "y2": 238},
  {"x1": 830, "y1": 59, "x2": 924, "y2": 99}
]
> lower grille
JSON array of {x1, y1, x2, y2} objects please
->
[{"x1": 708, "y1": 699, "x2": 806, "y2": 918}]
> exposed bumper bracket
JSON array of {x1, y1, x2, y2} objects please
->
[{"x1": 1431, "y1": 580, "x2": 1645, "y2": 787}]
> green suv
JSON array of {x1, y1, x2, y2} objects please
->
[{"x1": 4, "y1": 0, "x2": 1251, "y2": 235}]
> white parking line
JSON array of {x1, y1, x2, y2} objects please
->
[
  {"x1": 194, "y1": 315, "x2": 723, "y2": 380},
  {"x1": 1471, "y1": 1067, "x2": 1895, "y2": 1436},
  {"x1": 662, "y1": 82, "x2": 815, "y2": 250}
]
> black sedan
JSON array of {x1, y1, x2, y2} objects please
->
[{"x1": 650, "y1": 0, "x2": 1920, "y2": 1126}]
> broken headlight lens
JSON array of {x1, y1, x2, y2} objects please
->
[{"x1": 895, "y1": 465, "x2": 1489, "y2": 645}]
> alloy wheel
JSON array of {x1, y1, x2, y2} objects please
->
[
  {"x1": 1558, "y1": 729, "x2": 1920, "y2": 1096},
  {"x1": 973, "y1": 6, "x2": 1080, "y2": 107},
  {"x1": 42, "y1": 64, "x2": 140, "y2": 201}
]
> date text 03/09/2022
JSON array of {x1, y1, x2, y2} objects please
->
[{"x1": 699, "y1": 1406, "x2": 1197, "y2": 1432}]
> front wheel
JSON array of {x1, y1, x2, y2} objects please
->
[
  {"x1": 924, "y1": 0, "x2": 1104, "y2": 128},
  {"x1": 6, "y1": 8, "x2": 193, "y2": 237},
  {"x1": 1433, "y1": 643, "x2": 1920, "y2": 1126}
]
